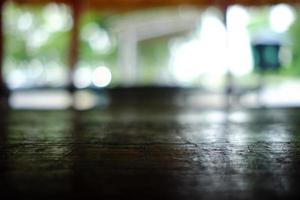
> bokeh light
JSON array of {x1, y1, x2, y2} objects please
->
[
  {"x1": 270, "y1": 4, "x2": 295, "y2": 33},
  {"x1": 92, "y1": 66, "x2": 112, "y2": 87}
]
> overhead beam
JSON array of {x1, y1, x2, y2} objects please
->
[{"x1": 11, "y1": 0, "x2": 300, "y2": 11}]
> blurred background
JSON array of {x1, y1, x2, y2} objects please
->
[{"x1": 1, "y1": 0, "x2": 300, "y2": 109}]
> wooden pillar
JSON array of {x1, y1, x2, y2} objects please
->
[
  {"x1": 0, "y1": 0, "x2": 9, "y2": 98},
  {"x1": 219, "y1": 1, "x2": 233, "y2": 107},
  {"x1": 68, "y1": 0, "x2": 81, "y2": 93}
]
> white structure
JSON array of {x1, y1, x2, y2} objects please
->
[{"x1": 110, "y1": 8, "x2": 201, "y2": 86}]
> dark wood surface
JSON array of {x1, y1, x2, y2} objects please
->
[{"x1": 1, "y1": 96, "x2": 300, "y2": 199}]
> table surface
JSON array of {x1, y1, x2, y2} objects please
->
[{"x1": 1, "y1": 104, "x2": 300, "y2": 199}]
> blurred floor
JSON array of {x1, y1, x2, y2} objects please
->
[{"x1": 1, "y1": 89, "x2": 300, "y2": 200}]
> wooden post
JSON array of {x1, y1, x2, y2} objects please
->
[
  {"x1": 68, "y1": 0, "x2": 81, "y2": 93},
  {"x1": 219, "y1": 2, "x2": 233, "y2": 108},
  {"x1": 0, "y1": 0, "x2": 9, "y2": 98}
]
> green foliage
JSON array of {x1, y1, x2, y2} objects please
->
[
  {"x1": 5, "y1": 2, "x2": 300, "y2": 87},
  {"x1": 288, "y1": 11, "x2": 300, "y2": 75},
  {"x1": 247, "y1": 7, "x2": 270, "y2": 35},
  {"x1": 3, "y1": 2, "x2": 71, "y2": 67},
  {"x1": 139, "y1": 37, "x2": 170, "y2": 84}
]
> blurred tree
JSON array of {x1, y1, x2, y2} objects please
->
[
  {"x1": 289, "y1": 10, "x2": 300, "y2": 75},
  {"x1": 139, "y1": 37, "x2": 170, "y2": 85}
]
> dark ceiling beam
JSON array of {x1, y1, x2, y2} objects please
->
[{"x1": 9, "y1": 0, "x2": 299, "y2": 11}]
